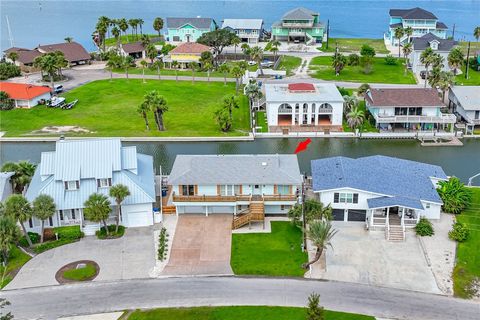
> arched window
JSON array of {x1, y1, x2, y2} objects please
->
[
  {"x1": 319, "y1": 103, "x2": 333, "y2": 113},
  {"x1": 295, "y1": 103, "x2": 300, "y2": 111},
  {"x1": 312, "y1": 103, "x2": 316, "y2": 113},
  {"x1": 303, "y1": 103, "x2": 308, "y2": 113},
  {"x1": 278, "y1": 103, "x2": 293, "y2": 113}
]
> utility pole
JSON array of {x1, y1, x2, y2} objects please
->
[
  {"x1": 452, "y1": 23, "x2": 456, "y2": 40},
  {"x1": 326, "y1": 20, "x2": 330, "y2": 50},
  {"x1": 301, "y1": 172, "x2": 307, "y2": 251},
  {"x1": 465, "y1": 41, "x2": 471, "y2": 79}
]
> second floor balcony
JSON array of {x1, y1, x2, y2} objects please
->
[
  {"x1": 172, "y1": 193, "x2": 297, "y2": 202},
  {"x1": 374, "y1": 113, "x2": 456, "y2": 124},
  {"x1": 282, "y1": 21, "x2": 313, "y2": 28}
]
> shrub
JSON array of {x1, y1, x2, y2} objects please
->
[
  {"x1": 347, "y1": 53, "x2": 360, "y2": 66},
  {"x1": 384, "y1": 55, "x2": 397, "y2": 65},
  {"x1": 437, "y1": 177, "x2": 472, "y2": 214},
  {"x1": 0, "y1": 62, "x2": 21, "y2": 80},
  {"x1": 18, "y1": 232, "x2": 40, "y2": 247},
  {"x1": 33, "y1": 239, "x2": 73, "y2": 254},
  {"x1": 96, "y1": 225, "x2": 125, "y2": 239},
  {"x1": 415, "y1": 217, "x2": 434, "y2": 236},
  {"x1": 157, "y1": 227, "x2": 169, "y2": 261},
  {"x1": 448, "y1": 222, "x2": 470, "y2": 242},
  {"x1": 360, "y1": 44, "x2": 376, "y2": 57},
  {"x1": 336, "y1": 86, "x2": 349, "y2": 96},
  {"x1": 54, "y1": 226, "x2": 84, "y2": 240},
  {"x1": 43, "y1": 228, "x2": 56, "y2": 241}
]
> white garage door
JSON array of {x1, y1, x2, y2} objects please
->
[{"x1": 126, "y1": 211, "x2": 152, "y2": 227}]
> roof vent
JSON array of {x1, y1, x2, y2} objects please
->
[{"x1": 261, "y1": 162, "x2": 267, "y2": 166}]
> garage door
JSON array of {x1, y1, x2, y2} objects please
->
[
  {"x1": 332, "y1": 209, "x2": 345, "y2": 221},
  {"x1": 209, "y1": 206, "x2": 235, "y2": 214},
  {"x1": 347, "y1": 210, "x2": 366, "y2": 222},
  {"x1": 126, "y1": 211, "x2": 152, "y2": 227}
]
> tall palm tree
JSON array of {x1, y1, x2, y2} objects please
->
[
  {"x1": 241, "y1": 43, "x2": 250, "y2": 56},
  {"x1": 118, "y1": 18, "x2": 129, "y2": 39},
  {"x1": 230, "y1": 65, "x2": 244, "y2": 95},
  {"x1": 404, "y1": 26, "x2": 413, "y2": 43},
  {"x1": 153, "y1": 17, "x2": 164, "y2": 37},
  {"x1": 32, "y1": 194, "x2": 55, "y2": 243},
  {"x1": 0, "y1": 214, "x2": 20, "y2": 266},
  {"x1": 269, "y1": 39, "x2": 281, "y2": 61},
  {"x1": 106, "y1": 53, "x2": 121, "y2": 81},
  {"x1": 437, "y1": 71, "x2": 455, "y2": 102},
  {"x1": 402, "y1": 42, "x2": 413, "y2": 75},
  {"x1": 109, "y1": 184, "x2": 130, "y2": 233},
  {"x1": 34, "y1": 54, "x2": 58, "y2": 89},
  {"x1": 4, "y1": 194, "x2": 33, "y2": 247},
  {"x1": 171, "y1": 60, "x2": 179, "y2": 81},
  {"x1": 244, "y1": 81, "x2": 263, "y2": 109},
  {"x1": 343, "y1": 95, "x2": 358, "y2": 113},
  {"x1": 420, "y1": 47, "x2": 435, "y2": 88},
  {"x1": 346, "y1": 106, "x2": 365, "y2": 130},
  {"x1": 331, "y1": 53, "x2": 347, "y2": 76},
  {"x1": 111, "y1": 26, "x2": 121, "y2": 49},
  {"x1": 122, "y1": 56, "x2": 134, "y2": 79},
  {"x1": 447, "y1": 47, "x2": 464, "y2": 76},
  {"x1": 128, "y1": 19, "x2": 137, "y2": 39},
  {"x1": 250, "y1": 46, "x2": 264, "y2": 75},
  {"x1": 188, "y1": 62, "x2": 197, "y2": 84},
  {"x1": 137, "y1": 101, "x2": 151, "y2": 130},
  {"x1": 231, "y1": 36, "x2": 241, "y2": 60},
  {"x1": 218, "y1": 63, "x2": 230, "y2": 85},
  {"x1": 474, "y1": 26, "x2": 480, "y2": 42},
  {"x1": 83, "y1": 193, "x2": 112, "y2": 236},
  {"x1": 394, "y1": 27, "x2": 405, "y2": 57},
  {"x1": 223, "y1": 94, "x2": 239, "y2": 124},
  {"x1": 152, "y1": 60, "x2": 163, "y2": 80},
  {"x1": 146, "y1": 43, "x2": 157, "y2": 64},
  {"x1": 303, "y1": 220, "x2": 337, "y2": 269},
  {"x1": 140, "y1": 34, "x2": 151, "y2": 47},
  {"x1": 142, "y1": 90, "x2": 169, "y2": 131},
  {"x1": 140, "y1": 60, "x2": 148, "y2": 83},
  {"x1": 138, "y1": 19, "x2": 145, "y2": 35}
]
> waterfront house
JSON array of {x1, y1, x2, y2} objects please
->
[
  {"x1": 311, "y1": 156, "x2": 447, "y2": 240},
  {"x1": 386, "y1": 7, "x2": 447, "y2": 46},
  {"x1": 167, "y1": 154, "x2": 302, "y2": 229},
  {"x1": 448, "y1": 86, "x2": 480, "y2": 133},
  {"x1": 221, "y1": 19, "x2": 263, "y2": 44},
  {"x1": 365, "y1": 88, "x2": 456, "y2": 132},
  {"x1": 263, "y1": 82, "x2": 344, "y2": 134},
  {"x1": 3, "y1": 47, "x2": 42, "y2": 67},
  {"x1": 119, "y1": 41, "x2": 146, "y2": 59},
  {"x1": 271, "y1": 7, "x2": 325, "y2": 45},
  {"x1": 163, "y1": 42, "x2": 212, "y2": 68},
  {"x1": 0, "y1": 82, "x2": 51, "y2": 108},
  {"x1": 0, "y1": 172, "x2": 15, "y2": 201},
  {"x1": 25, "y1": 139, "x2": 156, "y2": 235},
  {"x1": 409, "y1": 33, "x2": 458, "y2": 73},
  {"x1": 166, "y1": 17, "x2": 217, "y2": 43}
]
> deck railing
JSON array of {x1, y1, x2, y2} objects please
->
[
  {"x1": 173, "y1": 193, "x2": 296, "y2": 202},
  {"x1": 263, "y1": 194, "x2": 297, "y2": 201},
  {"x1": 374, "y1": 113, "x2": 456, "y2": 124},
  {"x1": 60, "y1": 219, "x2": 82, "y2": 226}
]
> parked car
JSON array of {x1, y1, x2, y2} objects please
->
[
  {"x1": 54, "y1": 85, "x2": 64, "y2": 94},
  {"x1": 247, "y1": 61, "x2": 256, "y2": 66},
  {"x1": 260, "y1": 60, "x2": 274, "y2": 68},
  {"x1": 419, "y1": 71, "x2": 433, "y2": 80}
]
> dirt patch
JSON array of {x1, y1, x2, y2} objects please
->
[
  {"x1": 30, "y1": 126, "x2": 91, "y2": 135},
  {"x1": 55, "y1": 260, "x2": 99, "y2": 284}
]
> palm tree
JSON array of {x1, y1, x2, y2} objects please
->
[
  {"x1": 404, "y1": 26, "x2": 413, "y2": 43},
  {"x1": 244, "y1": 81, "x2": 263, "y2": 109},
  {"x1": 153, "y1": 17, "x2": 164, "y2": 37},
  {"x1": 142, "y1": 90, "x2": 169, "y2": 131},
  {"x1": 231, "y1": 36, "x2": 241, "y2": 60},
  {"x1": 138, "y1": 19, "x2": 144, "y2": 35},
  {"x1": 128, "y1": 19, "x2": 137, "y2": 39},
  {"x1": 0, "y1": 214, "x2": 20, "y2": 267},
  {"x1": 84, "y1": 193, "x2": 112, "y2": 236},
  {"x1": 218, "y1": 63, "x2": 230, "y2": 85},
  {"x1": 331, "y1": 53, "x2": 347, "y2": 76},
  {"x1": 109, "y1": 184, "x2": 130, "y2": 233},
  {"x1": 437, "y1": 71, "x2": 455, "y2": 102},
  {"x1": 137, "y1": 101, "x2": 151, "y2": 130},
  {"x1": 122, "y1": 55, "x2": 134, "y2": 79},
  {"x1": 171, "y1": 60, "x2": 179, "y2": 81},
  {"x1": 64, "y1": 37, "x2": 73, "y2": 43},
  {"x1": 140, "y1": 34, "x2": 151, "y2": 48},
  {"x1": 402, "y1": 42, "x2": 413, "y2": 75},
  {"x1": 188, "y1": 62, "x2": 197, "y2": 84},
  {"x1": 420, "y1": 47, "x2": 435, "y2": 88},
  {"x1": 146, "y1": 43, "x2": 157, "y2": 65},
  {"x1": 34, "y1": 54, "x2": 58, "y2": 89},
  {"x1": 303, "y1": 220, "x2": 337, "y2": 269},
  {"x1": 0, "y1": 91, "x2": 14, "y2": 110},
  {"x1": 1, "y1": 161, "x2": 36, "y2": 194},
  {"x1": 106, "y1": 53, "x2": 121, "y2": 81},
  {"x1": 269, "y1": 39, "x2": 281, "y2": 61},
  {"x1": 346, "y1": 106, "x2": 365, "y2": 130},
  {"x1": 288, "y1": 199, "x2": 332, "y2": 227},
  {"x1": 241, "y1": 43, "x2": 250, "y2": 56},
  {"x1": 223, "y1": 94, "x2": 239, "y2": 125},
  {"x1": 437, "y1": 177, "x2": 472, "y2": 214},
  {"x1": 250, "y1": 46, "x2": 264, "y2": 75},
  {"x1": 111, "y1": 26, "x2": 121, "y2": 49},
  {"x1": 357, "y1": 83, "x2": 370, "y2": 96},
  {"x1": 474, "y1": 26, "x2": 480, "y2": 42},
  {"x1": 4, "y1": 194, "x2": 33, "y2": 247},
  {"x1": 230, "y1": 65, "x2": 244, "y2": 95},
  {"x1": 343, "y1": 95, "x2": 358, "y2": 113},
  {"x1": 394, "y1": 27, "x2": 405, "y2": 57},
  {"x1": 32, "y1": 194, "x2": 55, "y2": 243},
  {"x1": 204, "y1": 61, "x2": 213, "y2": 83},
  {"x1": 447, "y1": 47, "x2": 464, "y2": 76},
  {"x1": 140, "y1": 60, "x2": 148, "y2": 83},
  {"x1": 7, "y1": 52, "x2": 18, "y2": 64},
  {"x1": 54, "y1": 51, "x2": 68, "y2": 78},
  {"x1": 152, "y1": 60, "x2": 163, "y2": 80},
  {"x1": 118, "y1": 18, "x2": 129, "y2": 39}
]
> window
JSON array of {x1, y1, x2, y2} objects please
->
[
  {"x1": 425, "y1": 203, "x2": 430, "y2": 209},
  {"x1": 182, "y1": 185, "x2": 195, "y2": 196},
  {"x1": 65, "y1": 180, "x2": 79, "y2": 190},
  {"x1": 98, "y1": 178, "x2": 111, "y2": 188},
  {"x1": 59, "y1": 210, "x2": 64, "y2": 220},
  {"x1": 220, "y1": 185, "x2": 241, "y2": 196},
  {"x1": 281, "y1": 205, "x2": 285, "y2": 210},
  {"x1": 28, "y1": 218, "x2": 33, "y2": 228},
  {"x1": 277, "y1": 185, "x2": 290, "y2": 195},
  {"x1": 48, "y1": 216, "x2": 53, "y2": 226},
  {"x1": 334, "y1": 192, "x2": 358, "y2": 204}
]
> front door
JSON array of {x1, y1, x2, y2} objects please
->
[{"x1": 252, "y1": 184, "x2": 262, "y2": 195}]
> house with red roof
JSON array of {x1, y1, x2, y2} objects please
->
[
  {"x1": 0, "y1": 82, "x2": 51, "y2": 108},
  {"x1": 164, "y1": 42, "x2": 212, "y2": 68}
]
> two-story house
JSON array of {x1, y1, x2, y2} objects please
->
[
  {"x1": 167, "y1": 155, "x2": 302, "y2": 229},
  {"x1": 263, "y1": 82, "x2": 344, "y2": 134},
  {"x1": 221, "y1": 19, "x2": 263, "y2": 44},
  {"x1": 448, "y1": 86, "x2": 480, "y2": 134},
  {"x1": 409, "y1": 33, "x2": 458, "y2": 73},
  {"x1": 163, "y1": 42, "x2": 212, "y2": 69},
  {"x1": 386, "y1": 7, "x2": 448, "y2": 46},
  {"x1": 25, "y1": 139, "x2": 156, "y2": 235},
  {"x1": 271, "y1": 7, "x2": 325, "y2": 45},
  {"x1": 166, "y1": 17, "x2": 217, "y2": 43},
  {"x1": 365, "y1": 88, "x2": 455, "y2": 132}
]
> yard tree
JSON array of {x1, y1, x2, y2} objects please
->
[
  {"x1": 200, "y1": 51, "x2": 214, "y2": 82},
  {"x1": 288, "y1": 199, "x2": 332, "y2": 227},
  {"x1": 303, "y1": 220, "x2": 337, "y2": 269},
  {"x1": 1, "y1": 161, "x2": 36, "y2": 194},
  {"x1": 32, "y1": 194, "x2": 56, "y2": 243},
  {"x1": 140, "y1": 34, "x2": 150, "y2": 47},
  {"x1": 230, "y1": 65, "x2": 243, "y2": 95},
  {"x1": 360, "y1": 44, "x2": 376, "y2": 58},
  {"x1": 54, "y1": 51, "x2": 68, "y2": 78},
  {"x1": 343, "y1": 95, "x2": 358, "y2": 113},
  {"x1": 204, "y1": 61, "x2": 213, "y2": 83},
  {"x1": 331, "y1": 53, "x2": 347, "y2": 76},
  {"x1": 95, "y1": 16, "x2": 109, "y2": 51},
  {"x1": 241, "y1": 43, "x2": 251, "y2": 56},
  {"x1": 34, "y1": 53, "x2": 59, "y2": 89},
  {"x1": 394, "y1": 27, "x2": 405, "y2": 57},
  {"x1": 111, "y1": 26, "x2": 121, "y2": 49},
  {"x1": 437, "y1": 71, "x2": 455, "y2": 102},
  {"x1": 346, "y1": 106, "x2": 365, "y2": 130},
  {"x1": 171, "y1": 60, "x2": 179, "y2": 81},
  {"x1": 152, "y1": 60, "x2": 163, "y2": 80},
  {"x1": 437, "y1": 177, "x2": 472, "y2": 214},
  {"x1": 420, "y1": 47, "x2": 435, "y2": 88},
  {"x1": 4, "y1": 194, "x2": 33, "y2": 247},
  {"x1": 142, "y1": 90, "x2": 168, "y2": 131},
  {"x1": 109, "y1": 184, "x2": 130, "y2": 233},
  {"x1": 140, "y1": 60, "x2": 148, "y2": 83},
  {"x1": 447, "y1": 47, "x2": 464, "y2": 75},
  {"x1": 118, "y1": 18, "x2": 129, "y2": 38},
  {"x1": 6, "y1": 52, "x2": 18, "y2": 64},
  {"x1": 0, "y1": 214, "x2": 20, "y2": 267},
  {"x1": 122, "y1": 55, "x2": 134, "y2": 79},
  {"x1": 404, "y1": 26, "x2": 413, "y2": 43},
  {"x1": 0, "y1": 91, "x2": 14, "y2": 111},
  {"x1": 474, "y1": 26, "x2": 480, "y2": 42},
  {"x1": 306, "y1": 293, "x2": 325, "y2": 320},
  {"x1": 188, "y1": 62, "x2": 197, "y2": 84},
  {"x1": 268, "y1": 39, "x2": 281, "y2": 61},
  {"x1": 231, "y1": 35, "x2": 241, "y2": 60},
  {"x1": 84, "y1": 193, "x2": 112, "y2": 236},
  {"x1": 223, "y1": 94, "x2": 239, "y2": 125},
  {"x1": 138, "y1": 19, "x2": 145, "y2": 35},
  {"x1": 402, "y1": 42, "x2": 413, "y2": 75},
  {"x1": 146, "y1": 43, "x2": 157, "y2": 64},
  {"x1": 197, "y1": 29, "x2": 236, "y2": 64},
  {"x1": 357, "y1": 83, "x2": 370, "y2": 96},
  {"x1": 106, "y1": 53, "x2": 121, "y2": 81},
  {"x1": 214, "y1": 106, "x2": 231, "y2": 132},
  {"x1": 153, "y1": 17, "x2": 164, "y2": 37},
  {"x1": 128, "y1": 19, "x2": 137, "y2": 39},
  {"x1": 137, "y1": 100, "x2": 151, "y2": 130},
  {"x1": 244, "y1": 81, "x2": 263, "y2": 108},
  {"x1": 218, "y1": 63, "x2": 230, "y2": 85},
  {"x1": 250, "y1": 46, "x2": 264, "y2": 75},
  {"x1": 428, "y1": 54, "x2": 445, "y2": 87}
]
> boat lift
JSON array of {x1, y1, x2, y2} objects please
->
[{"x1": 468, "y1": 172, "x2": 480, "y2": 187}]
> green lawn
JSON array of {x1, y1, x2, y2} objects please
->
[
  {"x1": 457, "y1": 41, "x2": 480, "y2": 56},
  {"x1": 254, "y1": 111, "x2": 268, "y2": 133},
  {"x1": 342, "y1": 100, "x2": 379, "y2": 133},
  {"x1": 309, "y1": 56, "x2": 416, "y2": 84},
  {"x1": 455, "y1": 69, "x2": 480, "y2": 86},
  {"x1": 453, "y1": 187, "x2": 480, "y2": 298},
  {"x1": 128, "y1": 306, "x2": 374, "y2": 320},
  {"x1": 0, "y1": 79, "x2": 250, "y2": 137},
  {"x1": 320, "y1": 38, "x2": 389, "y2": 54},
  {"x1": 276, "y1": 55, "x2": 302, "y2": 76},
  {"x1": 105, "y1": 34, "x2": 161, "y2": 47},
  {"x1": 231, "y1": 222, "x2": 307, "y2": 277},
  {"x1": 0, "y1": 246, "x2": 31, "y2": 288},
  {"x1": 62, "y1": 264, "x2": 97, "y2": 281}
]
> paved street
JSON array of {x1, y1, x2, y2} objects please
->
[{"x1": 2, "y1": 277, "x2": 479, "y2": 320}]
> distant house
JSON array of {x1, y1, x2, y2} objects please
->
[
  {"x1": 311, "y1": 156, "x2": 447, "y2": 240},
  {"x1": 164, "y1": 42, "x2": 212, "y2": 68},
  {"x1": 409, "y1": 33, "x2": 458, "y2": 73},
  {"x1": 222, "y1": 19, "x2": 263, "y2": 44},
  {"x1": 4, "y1": 42, "x2": 91, "y2": 67},
  {"x1": 271, "y1": 7, "x2": 325, "y2": 45},
  {"x1": 0, "y1": 82, "x2": 51, "y2": 108},
  {"x1": 263, "y1": 82, "x2": 344, "y2": 133},
  {"x1": 166, "y1": 17, "x2": 217, "y2": 43},
  {"x1": 365, "y1": 88, "x2": 455, "y2": 132},
  {"x1": 0, "y1": 172, "x2": 15, "y2": 201},
  {"x1": 119, "y1": 41, "x2": 146, "y2": 59},
  {"x1": 25, "y1": 139, "x2": 156, "y2": 235},
  {"x1": 386, "y1": 7, "x2": 448, "y2": 46},
  {"x1": 448, "y1": 86, "x2": 480, "y2": 133}
]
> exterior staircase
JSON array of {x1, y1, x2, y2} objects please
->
[
  {"x1": 82, "y1": 224, "x2": 100, "y2": 236},
  {"x1": 232, "y1": 201, "x2": 265, "y2": 230},
  {"x1": 162, "y1": 205, "x2": 176, "y2": 214},
  {"x1": 385, "y1": 214, "x2": 405, "y2": 242}
]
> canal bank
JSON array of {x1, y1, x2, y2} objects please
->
[{"x1": 1, "y1": 138, "x2": 479, "y2": 185}]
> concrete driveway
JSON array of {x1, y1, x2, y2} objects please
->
[
  {"x1": 162, "y1": 215, "x2": 233, "y2": 276},
  {"x1": 5, "y1": 227, "x2": 155, "y2": 290},
  {"x1": 315, "y1": 222, "x2": 441, "y2": 294}
]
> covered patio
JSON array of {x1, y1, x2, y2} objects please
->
[{"x1": 366, "y1": 196, "x2": 422, "y2": 230}]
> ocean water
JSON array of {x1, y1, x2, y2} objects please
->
[{"x1": 1, "y1": 0, "x2": 479, "y2": 52}]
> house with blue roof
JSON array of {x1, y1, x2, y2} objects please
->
[
  {"x1": 25, "y1": 139, "x2": 156, "y2": 235},
  {"x1": 311, "y1": 156, "x2": 447, "y2": 240}
]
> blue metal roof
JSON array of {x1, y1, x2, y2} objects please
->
[
  {"x1": 311, "y1": 155, "x2": 446, "y2": 204},
  {"x1": 367, "y1": 196, "x2": 424, "y2": 210}
]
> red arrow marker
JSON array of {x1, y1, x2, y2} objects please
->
[{"x1": 294, "y1": 138, "x2": 312, "y2": 154}]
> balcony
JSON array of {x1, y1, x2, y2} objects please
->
[
  {"x1": 374, "y1": 113, "x2": 456, "y2": 124},
  {"x1": 288, "y1": 31, "x2": 306, "y2": 37},
  {"x1": 282, "y1": 22, "x2": 313, "y2": 28},
  {"x1": 172, "y1": 193, "x2": 297, "y2": 202}
]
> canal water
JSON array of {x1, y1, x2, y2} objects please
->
[{"x1": 1, "y1": 139, "x2": 479, "y2": 184}]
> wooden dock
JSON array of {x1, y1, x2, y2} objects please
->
[{"x1": 420, "y1": 136, "x2": 463, "y2": 147}]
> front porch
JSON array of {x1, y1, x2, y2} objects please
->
[{"x1": 368, "y1": 206, "x2": 420, "y2": 241}]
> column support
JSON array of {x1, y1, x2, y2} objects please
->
[{"x1": 205, "y1": 206, "x2": 209, "y2": 217}]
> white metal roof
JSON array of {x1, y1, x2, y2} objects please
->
[{"x1": 222, "y1": 19, "x2": 263, "y2": 30}]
